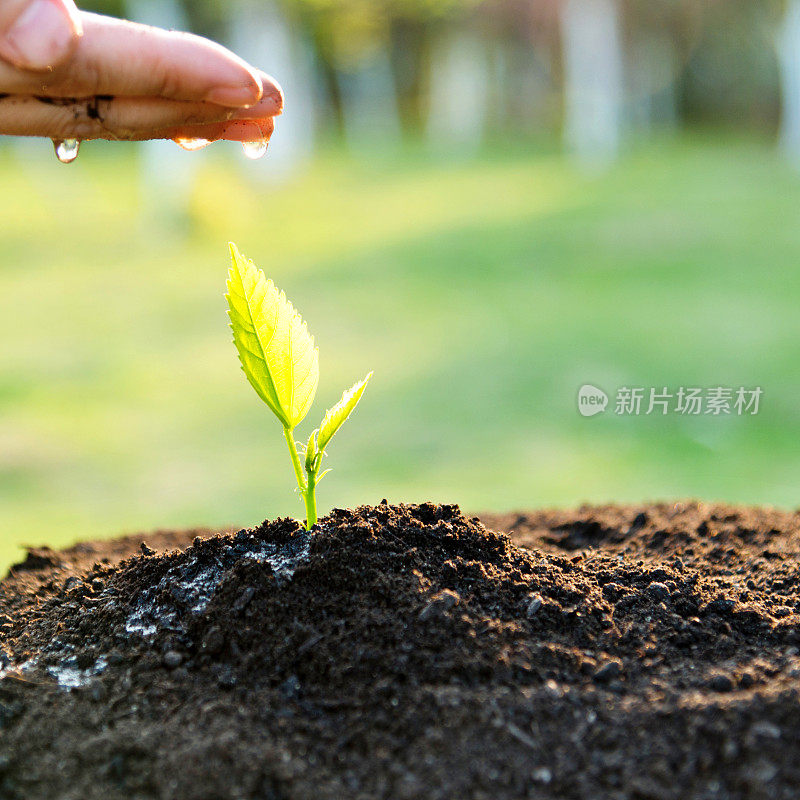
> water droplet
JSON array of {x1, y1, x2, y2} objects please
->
[
  {"x1": 174, "y1": 137, "x2": 212, "y2": 152},
  {"x1": 53, "y1": 138, "x2": 80, "y2": 164},
  {"x1": 242, "y1": 138, "x2": 268, "y2": 160}
]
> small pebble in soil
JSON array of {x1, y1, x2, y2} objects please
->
[
  {"x1": 162, "y1": 651, "x2": 183, "y2": 669},
  {"x1": 647, "y1": 582, "x2": 670, "y2": 601},
  {"x1": 90, "y1": 579, "x2": 104, "y2": 593},
  {"x1": 531, "y1": 767, "x2": 553, "y2": 784},
  {"x1": 748, "y1": 721, "x2": 782, "y2": 741},
  {"x1": 705, "y1": 597, "x2": 736, "y2": 615},
  {"x1": 708, "y1": 673, "x2": 734, "y2": 692},
  {"x1": 525, "y1": 594, "x2": 543, "y2": 618},
  {"x1": 593, "y1": 659, "x2": 623, "y2": 683},
  {"x1": 750, "y1": 760, "x2": 779, "y2": 784},
  {"x1": 419, "y1": 590, "x2": 460, "y2": 621}
]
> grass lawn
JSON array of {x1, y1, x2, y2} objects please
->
[{"x1": 1, "y1": 133, "x2": 799, "y2": 572}]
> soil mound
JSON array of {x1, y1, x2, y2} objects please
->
[{"x1": 1, "y1": 501, "x2": 800, "y2": 799}]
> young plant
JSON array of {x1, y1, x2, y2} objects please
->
[{"x1": 225, "y1": 243, "x2": 372, "y2": 529}]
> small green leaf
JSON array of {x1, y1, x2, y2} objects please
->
[
  {"x1": 226, "y1": 243, "x2": 319, "y2": 429},
  {"x1": 305, "y1": 429, "x2": 318, "y2": 472},
  {"x1": 317, "y1": 372, "x2": 373, "y2": 452}
]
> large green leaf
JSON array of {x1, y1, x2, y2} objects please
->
[
  {"x1": 317, "y1": 372, "x2": 372, "y2": 452},
  {"x1": 226, "y1": 243, "x2": 319, "y2": 429}
]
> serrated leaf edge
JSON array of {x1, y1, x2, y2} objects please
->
[
  {"x1": 226, "y1": 242, "x2": 319, "y2": 429},
  {"x1": 317, "y1": 371, "x2": 373, "y2": 452}
]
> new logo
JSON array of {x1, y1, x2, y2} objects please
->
[{"x1": 577, "y1": 384, "x2": 608, "y2": 417}]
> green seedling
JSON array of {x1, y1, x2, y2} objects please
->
[{"x1": 226, "y1": 243, "x2": 372, "y2": 529}]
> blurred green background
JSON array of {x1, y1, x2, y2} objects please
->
[{"x1": 2, "y1": 0, "x2": 800, "y2": 570}]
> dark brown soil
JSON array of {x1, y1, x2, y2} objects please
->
[{"x1": 2, "y1": 501, "x2": 800, "y2": 800}]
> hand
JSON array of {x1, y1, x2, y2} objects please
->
[{"x1": 0, "y1": 0, "x2": 282, "y2": 143}]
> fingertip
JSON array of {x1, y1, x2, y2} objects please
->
[
  {"x1": 239, "y1": 62, "x2": 264, "y2": 105},
  {"x1": 0, "y1": 0, "x2": 82, "y2": 71},
  {"x1": 220, "y1": 118, "x2": 275, "y2": 142},
  {"x1": 52, "y1": 0, "x2": 83, "y2": 66},
  {"x1": 204, "y1": 62, "x2": 262, "y2": 108},
  {"x1": 258, "y1": 71, "x2": 284, "y2": 115},
  {"x1": 160, "y1": 117, "x2": 275, "y2": 144}
]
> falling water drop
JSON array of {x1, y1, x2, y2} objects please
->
[
  {"x1": 242, "y1": 138, "x2": 268, "y2": 160},
  {"x1": 53, "y1": 138, "x2": 80, "y2": 164},
  {"x1": 174, "y1": 137, "x2": 212, "y2": 152}
]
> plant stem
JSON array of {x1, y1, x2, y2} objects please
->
[
  {"x1": 304, "y1": 472, "x2": 318, "y2": 528},
  {"x1": 283, "y1": 427, "x2": 317, "y2": 530}
]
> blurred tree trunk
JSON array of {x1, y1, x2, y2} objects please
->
[
  {"x1": 389, "y1": 16, "x2": 433, "y2": 137},
  {"x1": 560, "y1": 0, "x2": 624, "y2": 167},
  {"x1": 624, "y1": 33, "x2": 677, "y2": 133},
  {"x1": 307, "y1": 21, "x2": 346, "y2": 138},
  {"x1": 427, "y1": 31, "x2": 489, "y2": 152},
  {"x1": 778, "y1": 0, "x2": 800, "y2": 165}
]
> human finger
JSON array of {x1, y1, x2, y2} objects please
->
[
  {"x1": 0, "y1": 0, "x2": 82, "y2": 71},
  {"x1": 0, "y1": 11, "x2": 270, "y2": 107},
  {"x1": 147, "y1": 118, "x2": 275, "y2": 145},
  {"x1": 0, "y1": 92, "x2": 280, "y2": 139}
]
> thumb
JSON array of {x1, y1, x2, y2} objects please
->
[{"x1": 0, "y1": 0, "x2": 82, "y2": 71}]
